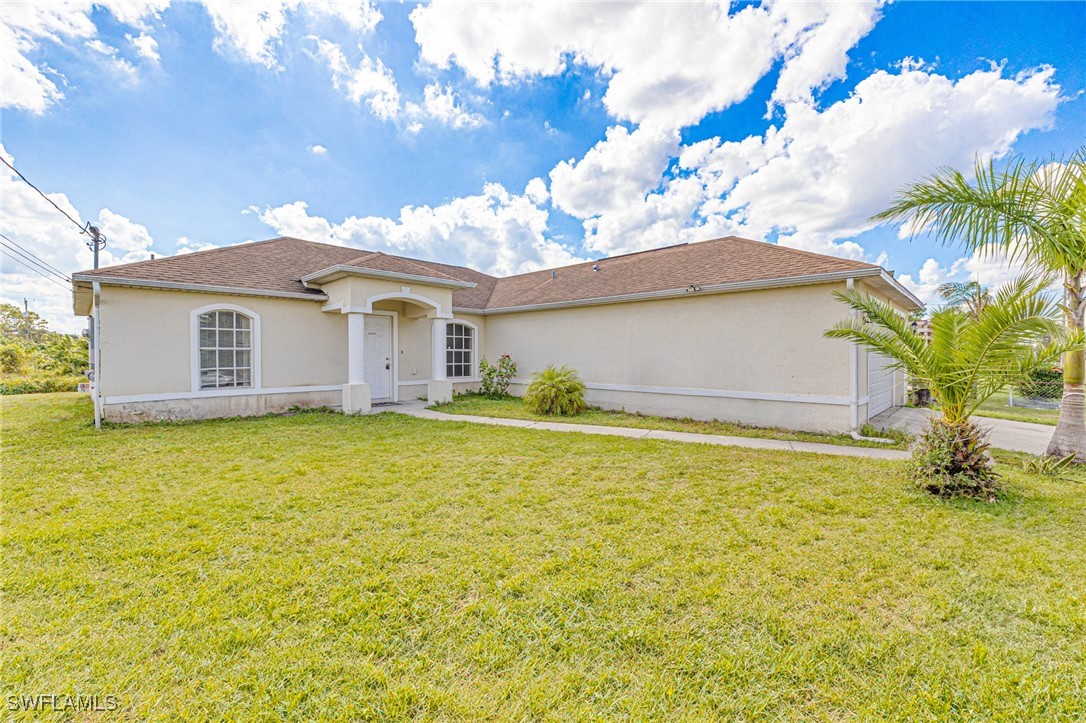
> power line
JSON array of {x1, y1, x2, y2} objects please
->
[
  {"x1": 0, "y1": 156, "x2": 90, "y2": 236},
  {"x1": 0, "y1": 232, "x2": 70, "y2": 280},
  {"x1": 0, "y1": 248, "x2": 72, "y2": 291},
  {"x1": 1, "y1": 156, "x2": 107, "y2": 268},
  {"x1": 0, "y1": 241, "x2": 70, "y2": 283}
]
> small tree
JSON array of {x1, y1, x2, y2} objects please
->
[
  {"x1": 873, "y1": 149, "x2": 1086, "y2": 459},
  {"x1": 826, "y1": 275, "x2": 1080, "y2": 497},
  {"x1": 478, "y1": 354, "x2": 517, "y2": 398}
]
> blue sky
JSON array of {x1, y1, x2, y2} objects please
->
[{"x1": 1, "y1": 1, "x2": 1083, "y2": 331}]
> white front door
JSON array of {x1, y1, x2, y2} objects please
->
[{"x1": 364, "y1": 316, "x2": 392, "y2": 400}]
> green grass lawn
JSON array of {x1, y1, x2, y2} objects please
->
[
  {"x1": 3, "y1": 394, "x2": 1085, "y2": 720},
  {"x1": 975, "y1": 389, "x2": 1060, "y2": 426},
  {"x1": 432, "y1": 394, "x2": 913, "y2": 449}
]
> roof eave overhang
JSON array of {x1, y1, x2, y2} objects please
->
[
  {"x1": 874, "y1": 269, "x2": 925, "y2": 311},
  {"x1": 301, "y1": 264, "x2": 477, "y2": 290},
  {"x1": 454, "y1": 268, "x2": 920, "y2": 316},
  {"x1": 70, "y1": 274, "x2": 329, "y2": 307}
]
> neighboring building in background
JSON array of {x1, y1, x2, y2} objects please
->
[{"x1": 71, "y1": 235, "x2": 922, "y2": 432}]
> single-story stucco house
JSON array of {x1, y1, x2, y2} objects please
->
[{"x1": 70, "y1": 235, "x2": 922, "y2": 432}]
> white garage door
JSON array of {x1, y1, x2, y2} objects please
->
[{"x1": 867, "y1": 352, "x2": 896, "y2": 417}]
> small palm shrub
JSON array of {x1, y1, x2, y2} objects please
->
[
  {"x1": 524, "y1": 365, "x2": 586, "y2": 416},
  {"x1": 1023, "y1": 452, "x2": 1077, "y2": 480},
  {"x1": 826, "y1": 274, "x2": 1080, "y2": 492},
  {"x1": 479, "y1": 354, "x2": 517, "y2": 398},
  {"x1": 909, "y1": 418, "x2": 998, "y2": 499}
]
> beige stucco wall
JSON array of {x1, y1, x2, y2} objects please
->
[
  {"x1": 93, "y1": 276, "x2": 909, "y2": 431},
  {"x1": 480, "y1": 282, "x2": 859, "y2": 432},
  {"x1": 98, "y1": 286, "x2": 346, "y2": 399}
]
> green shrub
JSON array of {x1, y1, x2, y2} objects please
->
[
  {"x1": 1022, "y1": 453, "x2": 1078, "y2": 480},
  {"x1": 0, "y1": 374, "x2": 86, "y2": 395},
  {"x1": 0, "y1": 338, "x2": 34, "y2": 374},
  {"x1": 909, "y1": 418, "x2": 999, "y2": 499},
  {"x1": 1015, "y1": 367, "x2": 1062, "y2": 400},
  {"x1": 523, "y1": 365, "x2": 586, "y2": 416},
  {"x1": 479, "y1": 354, "x2": 517, "y2": 398}
]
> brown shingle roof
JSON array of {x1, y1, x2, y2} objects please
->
[
  {"x1": 74, "y1": 235, "x2": 879, "y2": 310},
  {"x1": 74, "y1": 237, "x2": 358, "y2": 296},
  {"x1": 481, "y1": 237, "x2": 876, "y2": 309},
  {"x1": 340, "y1": 251, "x2": 462, "y2": 282}
]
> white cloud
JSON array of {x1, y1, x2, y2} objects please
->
[
  {"x1": 254, "y1": 184, "x2": 585, "y2": 277},
  {"x1": 0, "y1": 3, "x2": 95, "y2": 113},
  {"x1": 95, "y1": 0, "x2": 169, "y2": 31},
  {"x1": 898, "y1": 245, "x2": 1029, "y2": 306},
  {"x1": 769, "y1": 1, "x2": 885, "y2": 109},
  {"x1": 524, "y1": 177, "x2": 548, "y2": 205},
  {"x1": 202, "y1": 1, "x2": 293, "y2": 69},
  {"x1": 415, "y1": 83, "x2": 485, "y2": 129},
  {"x1": 411, "y1": 0, "x2": 883, "y2": 129},
  {"x1": 127, "y1": 32, "x2": 160, "y2": 63},
  {"x1": 549, "y1": 125, "x2": 679, "y2": 219},
  {"x1": 1, "y1": 1, "x2": 165, "y2": 113},
  {"x1": 95, "y1": 209, "x2": 155, "y2": 264},
  {"x1": 85, "y1": 39, "x2": 139, "y2": 84},
  {"x1": 560, "y1": 64, "x2": 1060, "y2": 259},
  {"x1": 716, "y1": 65, "x2": 1061, "y2": 254},
  {"x1": 202, "y1": 0, "x2": 381, "y2": 70},
  {"x1": 313, "y1": 37, "x2": 400, "y2": 120},
  {"x1": 308, "y1": 144, "x2": 328, "y2": 155},
  {"x1": 314, "y1": 40, "x2": 486, "y2": 130},
  {"x1": 175, "y1": 236, "x2": 219, "y2": 255}
]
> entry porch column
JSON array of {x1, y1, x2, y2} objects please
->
[
  {"x1": 342, "y1": 311, "x2": 371, "y2": 414},
  {"x1": 427, "y1": 317, "x2": 453, "y2": 405}
]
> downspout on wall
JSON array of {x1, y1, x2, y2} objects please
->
[
  {"x1": 847, "y1": 277, "x2": 858, "y2": 430},
  {"x1": 92, "y1": 281, "x2": 102, "y2": 430}
]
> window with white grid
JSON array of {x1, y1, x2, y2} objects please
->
[
  {"x1": 445, "y1": 322, "x2": 474, "y2": 379},
  {"x1": 197, "y1": 310, "x2": 253, "y2": 389}
]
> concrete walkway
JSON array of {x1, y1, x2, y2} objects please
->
[
  {"x1": 389, "y1": 403, "x2": 910, "y2": 460},
  {"x1": 871, "y1": 406, "x2": 1054, "y2": 455}
]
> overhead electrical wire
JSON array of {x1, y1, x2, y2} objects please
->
[
  {"x1": 0, "y1": 233, "x2": 70, "y2": 281},
  {"x1": 1, "y1": 241, "x2": 70, "y2": 285},
  {"x1": 0, "y1": 156, "x2": 90, "y2": 236},
  {"x1": 0, "y1": 249, "x2": 72, "y2": 291}
]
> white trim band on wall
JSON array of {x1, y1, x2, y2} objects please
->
[
  {"x1": 510, "y1": 379, "x2": 865, "y2": 407},
  {"x1": 104, "y1": 385, "x2": 342, "y2": 405}
]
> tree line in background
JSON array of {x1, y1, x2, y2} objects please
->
[{"x1": 0, "y1": 303, "x2": 88, "y2": 394}]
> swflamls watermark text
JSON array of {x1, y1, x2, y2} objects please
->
[{"x1": 6, "y1": 693, "x2": 119, "y2": 712}]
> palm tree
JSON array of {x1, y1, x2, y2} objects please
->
[
  {"x1": 826, "y1": 276, "x2": 1079, "y2": 491},
  {"x1": 936, "y1": 281, "x2": 991, "y2": 319},
  {"x1": 828, "y1": 275, "x2": 1073, "y2": 426},
  {"x1": 872, "y1": 149, "x2": 1086, "y2": 458}
]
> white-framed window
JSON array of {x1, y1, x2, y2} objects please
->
[
  {"x1": 445, "y1": 322, "x2": 474, "y2": 378},
  {"x1": 196, "y1": 309, "x2": 254, "y2": 390}
]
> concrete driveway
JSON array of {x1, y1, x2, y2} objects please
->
[{"x1": 872, "y1": 407, "x2": 1057, "y2": 455}]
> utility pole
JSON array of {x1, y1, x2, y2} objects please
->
[
  {"x1": 86, "y1": 225, "x2": 106, "y2": 269},
  {"x1": 23, "y1": 298, "x2": 30, "y2": 341}
]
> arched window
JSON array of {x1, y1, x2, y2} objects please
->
[
  {"x1": 445, "y1": 322, "x2": 475, "y2": 378},
  {"x1": 197, "y1": 309, "x2": 254, "y2": 389}
]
